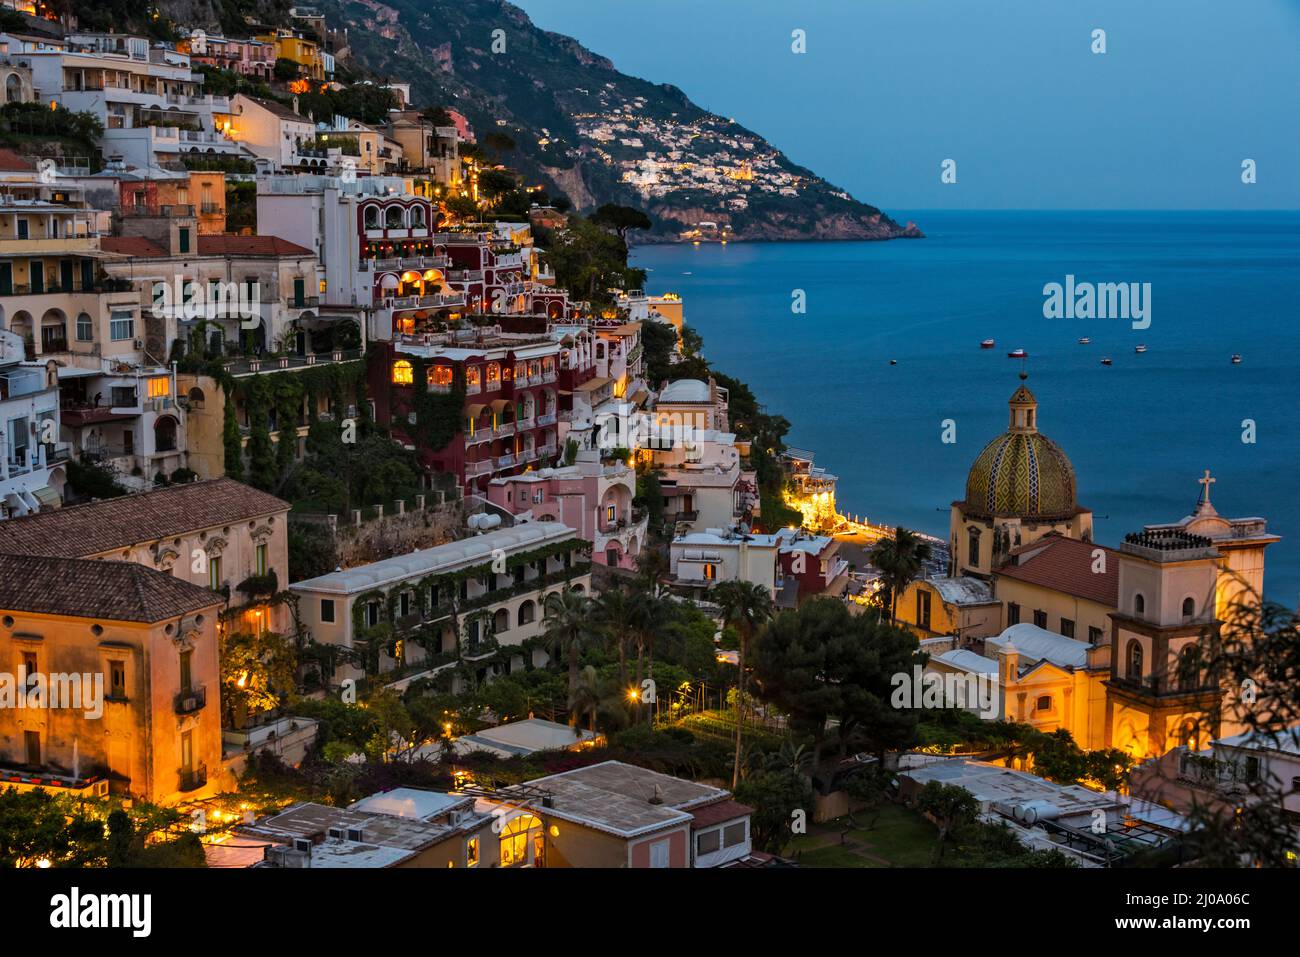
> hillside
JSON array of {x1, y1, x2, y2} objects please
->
[{"x1": 318, "y1": 0, "x2": 922, "y2": 242}]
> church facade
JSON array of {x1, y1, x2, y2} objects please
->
[{"x1": 903, "y1": 376, "x2": 1278, "y2": 763}]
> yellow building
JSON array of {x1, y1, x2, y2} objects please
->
[
  {"x1": 259, "y1": 31, "x2": 324, "y2": 80},
  {"x1": 898, "y1": 576, "x2": 1001, "y2": 641},
  {"x1": 0, "y1": 553, "x2": 225, "y2": 803},
  {"x1": 993, "y1": 535, "x2": 1118, "y2": 645}
]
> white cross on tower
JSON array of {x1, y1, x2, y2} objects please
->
[{"x1": 1198, "y1": 468, "x2": 1216, "y2": 506}]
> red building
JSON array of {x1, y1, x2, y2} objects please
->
[{"x1": 370, "y1": 332, "x2": 565, "y2": 493}]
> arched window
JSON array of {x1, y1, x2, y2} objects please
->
[
  {"x1": 1181, "y1": 596, "x2": 1195, "y2": 620},
  {"x1": 385, "y1": 205, "x2": 405, "y2": 229},
  {"x1": 1134, "y1": 593, "x2": 1145, "y2": 617},
  {"x1": 493, "y1": 608, "x2": 509, "y2": 634},
  {"x1": 410, "y1": 205, "x2": 426, "y2": 228},
  {"x1": 154, "y1": 416, "x2": 178, "y2": 452},
  {"x1": 1126, "y1": 639, "x2": 1143, "y2": 680},
  {"x1": 363, "y1": 205, "x2": 379, "y2": 230},
  {"x1": 392, "y1": 360, "x2": 413, "y2": 385},
  {"x1": 517, "y1": 600, "x2": 535, "y2": 626}
]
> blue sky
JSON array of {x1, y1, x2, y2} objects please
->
[{"x1": 512, "y1": 0, "x2": 1300, "y2": 210}]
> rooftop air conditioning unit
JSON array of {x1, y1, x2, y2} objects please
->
[
  {"x1": 346, "y1": 827, "x2": 365, "y2": 843},
  {"x1": 293, "y1": 837, "x2": 313, "y2": 853}
]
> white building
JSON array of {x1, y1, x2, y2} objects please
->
[
  {"x1": 0, "y1": 330, "x2": 66, "y2": 517},
  {"x1": 290, "y1": 521, "x2": 591, "y2": 686}
]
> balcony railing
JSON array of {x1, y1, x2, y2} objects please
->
[
  {"x1": 175, "y1": 686, "x2": 206, "y2": 715},
  {"x1": 465, "y1": 459, "x2": 493, "y2": 478},
  {"x1": 495, "y1": 422, "x2": 515, "y2": 438},
  {"x1": 537, "y1": 443, "x2": 557, "y2": 459},
  {"x1": 536, "y1": 412, "x2": 557, "y2": 427},
  {"x1": 495, "y1": 454, "x2": 515, "y2": 469},
  {"x1": 178, "y1": 765, "x2": 208, "y2": 792},
  {"x1": 1108, "y1": 674, "x2": 1220, "y2": 698}
]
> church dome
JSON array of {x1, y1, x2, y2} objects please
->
[{"x1": 964, "y1": 377, "x2": 1078, "y2": 520}]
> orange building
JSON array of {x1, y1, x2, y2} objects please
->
[{"x1": 0, "y1": 553, "x2": 225, "y2": 804}]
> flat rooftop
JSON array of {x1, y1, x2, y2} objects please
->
[
  {"x1": 506, "y1": 760, "x2": 731, "y2": 839},
  {"x1": 289, "y1": 521, "x2": 577, "y2": 595},
  {"x1": 454, "y1": 718, "x2": 598, "y2": 757}
]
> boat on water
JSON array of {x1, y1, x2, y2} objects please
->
[
  {"x1": 1078, "y1": 337, "x2": 1091, "y2": 345},
  {"x1": 1134, "y1": 344, "x2": 1147, "y2": 353},
  {"x1": 1007, "y1": 348, "x2": 1028, "y2": 359},
  {"x1": 889, "y1": 359, "x2": 898, "y2": 365},
  {"x1": 1231, "y1": 354, "x2": 1243, "y2": 364},
  {"x1": 980, "y1": 339, "x2": 995, "y2": 349},
  {"x1": 1100, "y1": 357, "x2": 1113, "y2": 366}
]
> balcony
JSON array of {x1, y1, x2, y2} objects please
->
[
  {"x1": 536, "y1": 411, "x2": 557, "y2": 427},
  {"x1": 537, "y1": 443, "x2": 557, "y2": 459},
  {"x1": 515, "y1": 417, "x2": 535, "y2": 431},
  {"x1": 465, "y1": 459, "x2": 493, "y2": 478},
  {"x1": 495, "y1": 454, "x2": 515, "y2": 469},
  {"x1": 225, "y1": 348, "x2": 363, "y2": 377},
  {"x1": 178, "y1": 765, "x2": 208, "y2": 793},
  {"x1": 1107, "y1": 674, "x2": 1220, "y2": 699},
  {"x1": 495, "y1": 421, "x2": 515, "y2": 438},
  {"x1": 174, "y1": 686, "x2": 206, "y2": 715},
  {"x1": 466, "y1": 429, "x2": 491, "y2": 446}
]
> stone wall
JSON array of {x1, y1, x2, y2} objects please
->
[{"x1": 292, "y1": 491, "x2": 465, "y2": 568}]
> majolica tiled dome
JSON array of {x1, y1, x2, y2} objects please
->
[{"x1": 964, "y1": 379, "x2": 1078, "y2": 519}]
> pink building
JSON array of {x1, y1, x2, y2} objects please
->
[{"x1": 485, "y1": 455, "x2": 647, "y2": 568}]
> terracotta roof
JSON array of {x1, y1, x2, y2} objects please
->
[
  {"x1": 0, "y1": 478, "x2": 289, "y2": 558},
  {"x1": 241, "y1": 95, "x2": 310, "y2": 124},
  {"x1": 0, "y1": 554, "x2": 222, "y2": 623},
  {"x1": 198, "y1": 235, "x2": 314, "y2": 257},
  {"x1": 0, "y1": 148, "x2": 35, "y2": 172},
  {"x1": 690, "y1": 798, "x2": 754, "y2": 829},
  {"x1": 995, "y1": 535, "x2": 1118, "y2": 607},
  {"x1": 99, "y1": 236, "x2": 169, "y2": 258}
]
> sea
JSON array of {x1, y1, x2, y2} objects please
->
[{"x1": 631, "y1": 210, "x2": 1300, "y2": 604}]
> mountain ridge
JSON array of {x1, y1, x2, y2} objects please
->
[{"x1": 322, "y1": 0, "x2": 922, "y2": 242}]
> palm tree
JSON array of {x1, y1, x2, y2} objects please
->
[
  {"x1": 870, "y1": 526, "x2": 933, "y2": 623},
  {"x1": 627, "y1": 591, "x2": 665, "y2": 724},
  {"x1": 592, "y1": 587, "x2": 636, "y2": 685},
  {"x1": 543, "y1": 587, "x2": 596, "y2": 697},
  {"x1": 713, "y1": 579, "x2": 773, "y2": 790},
  {"x1": 568, "y1": 665, "x2": 621, "y2": 737}
]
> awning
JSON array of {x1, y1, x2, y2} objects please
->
[
  {"x1": 32, "y1": 486, "x2": 61, "y2": 508},
  {"x1": 573, "y1": 376, "x2": 613, "y2": 393}
]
